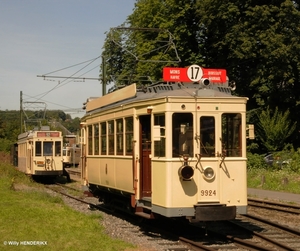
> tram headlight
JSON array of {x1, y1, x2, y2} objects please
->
[
  {"x1": 203, "y1": 166, "x2": 215, "y2": 180},
  {"x1": 46, "y1": 159, "x2": 51, "y2": 164},
  {"x1": 178, "y1": 165, "x2": 194, "y2": 180}
]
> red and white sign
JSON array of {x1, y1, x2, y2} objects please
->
[
  {"x1": 163, "y1": 65, "x2": 227, "y2": 83},
  {"x1": 163, "y1": 67, "x2": 190, "y2": 82}
]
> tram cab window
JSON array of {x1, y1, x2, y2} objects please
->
[
  {"x1": 172, "y1": 113, "x2": 193, "y2": 157},
  {"x1": 222, "y1": 113, "x2": 242, "y2": 157},
  {"x1": 36, "y1": 141, "x2": 42, "y2": 156},
  {"x1": 200, "y1": 116, "x2": 215, "y2": 157},
  {"x1": 43, "y1": 142, "x2": 53, "y2": 156},
  {"x1": 101, "y1": 122, "x2": 107, "y2": 155},
  {"x1": 125, "y1": 117, "x2": 133, "y2": 156},
  {"x1": 154, "y1": 114, "x2": 165, "y2": 157},
  {"x1": 55, "y1": 141, "x2": 61, "y2": 156}
]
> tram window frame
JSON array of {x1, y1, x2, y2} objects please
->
[
  {"x1": 88, "y1": 125, "x2": 93, "y2": 155},
  {"x1": 55, "y1": 141, "x2": 62, "y2": 156},
  {"x1": 125, "y1": 117, "x2": 133, "y2": 156},
  {"x1": 200, "y1": 116, "x2": 215, "y2": 157},
  {"x1": 172, "y1": 113, "x2": 194, "y2": 157},
  {"x1": 43, "y1": 142, "x2": 53, "y2": 156},
  {"x1": 154, "y1": 114, "x2": 165, "y2": 157},
  {"x1": 100, "y1": 122, "x2": 107, "y2": 155},
  {"x1": 108, "y1": 120, "x2": 115, "y2": 155},
  {"x1": 36, "y1": 141, "x2": 42, "y2": 156},
  {"x1": 94, "y1": 124, "x2": 99, "y2": 155},
  {"x1": 222, "y1": 113, "x2": 242, "y2": 157},
  {"x1": 116, "y1": 119, "x2": 123, "y2": 155}
]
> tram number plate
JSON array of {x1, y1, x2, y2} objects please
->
[{"x1": 201, "y1": 190, "x2": 216, "y2": 196}]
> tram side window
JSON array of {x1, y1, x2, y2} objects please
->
[
  {"x1": 108, "y1": 121, "x2": 115, "y2": 155},
  {"x1": 172, "y1": 113, "x2": 193, "y2": 157},
  {"x1": 125, "y1": 117, "x2": 133, "y2": 156},
  {"x1": 55, "y1": 141, "x2": 61, "y2": 156},
  {"x1": 88, "y1": 125, "x2": 93, "y2": 155},
  {"x1": 116, "y1": 119, "x2": 123, "y2": 155},
  {"x1": 154, "y1": 114, "x2": 165, "y2": 157},
  {"x1": 100, "y1": 122, "x2": 107, "y2": 155},
  {"x1": 43, "y1": 142, "x2": 53, "y2": 156},
  {"x1": 36, "y1": 141, "x2": 42, "y2": 156},
  {"x1": 94, "y1": 124, "x2": 99, "y2": 155},
  {"x1": 222, "y1": 113, "x2": 242, "y2": 157},
  {"x1": 200, "y1": 116, "x2": 215, "y2": 157}
]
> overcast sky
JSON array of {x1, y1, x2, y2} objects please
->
[{"x1": 0, "y1": 0, "x2": 136, "y2": 117}]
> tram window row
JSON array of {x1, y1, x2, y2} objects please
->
[{"x1": 86, "y1": 112, "x2": 242, "y2": 158}]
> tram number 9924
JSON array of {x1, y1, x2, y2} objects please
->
[{"x1": 201, "y1": 190, "x2": 216, "y2": 196}]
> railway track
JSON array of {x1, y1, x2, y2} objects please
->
[
  {"x1": 248, "y1": 197, "x2": 300, "y2": 214},
  {"x1": 46, "y1": 181, "x2": 300, "y2": 250}
]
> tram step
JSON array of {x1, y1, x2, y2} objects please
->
[{"x1": 135, "y1": 211, "x2": 152, "y2": 219}]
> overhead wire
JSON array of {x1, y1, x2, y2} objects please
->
[{"x1": 24, "y1": 56, "x2": 101, "y2": 112}]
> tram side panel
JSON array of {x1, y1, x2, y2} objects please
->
[{"x1": 87, "y1": 157, "x2": 134, "y2": 194}]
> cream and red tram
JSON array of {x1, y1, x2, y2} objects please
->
[
  {"x1": 17, "y1": 127, "x2": 63, "y2": 176},
  {"x1": 80, "y1": 65, "x2": 249, "y2": 222}
]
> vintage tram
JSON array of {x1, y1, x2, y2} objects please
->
[
  {"x1": 80, "y1": 65, "x2": 253, "y2": 222},
  {"x1": 62, "y1": 145, "x2": 81, "y2": 168},
  {"x1": 16, "y1": 126, "x2": 63, "y2": 176}
]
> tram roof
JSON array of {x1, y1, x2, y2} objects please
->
[{"x1": 84, "y1": 82, "x2": 245, "y2": 114}]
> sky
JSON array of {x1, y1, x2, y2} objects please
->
[{"x1": 0, "y1": 0, "x2": 136, "y2": 118}]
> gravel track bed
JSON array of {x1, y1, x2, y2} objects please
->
[{"x1": 46, "y1": 187, "x2": 170, "y2": 251}]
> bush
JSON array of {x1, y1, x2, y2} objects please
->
[
  {"x1": 0, "y1": 138, "x2": 14, "y2": 152},
  {"x1": 247, "y1": 152, "x2": 267, "y2": 170}
]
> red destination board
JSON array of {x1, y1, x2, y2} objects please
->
[
  {"x1": 163, "y1": 65, "x2": 227, "y2": 83},
  {"x1": 163, "y1": 67, "x2": 190, "y2": 82},
  {"x1": 37, "y1": 132, "x2": 60, "y2": 137}
]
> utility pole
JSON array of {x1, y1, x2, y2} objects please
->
[
  {"x1": 20, "y1": 91, "x2": 23, "y2": 134},
  {"x1": 102, "y1": 56, "x2": 106, "y2": 96}
]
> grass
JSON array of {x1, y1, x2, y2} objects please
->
[
  {"x1": 247, "y1": 168, "x2": 300, "y2": 194},
  {"x1": 0, "y1": 163, "x2": 135, "y2": 251}
]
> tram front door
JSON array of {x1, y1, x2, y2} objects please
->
[{"x1": 139, "y1": 115, "x2": 151, "y2": 198}]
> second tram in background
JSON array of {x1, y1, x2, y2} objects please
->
[
  {"x1": 15, "y1": 126, "x2": 64, "y2": 177},
  {"x1": 62, "y1": 145, "x2": 81, "y2": 168},
  {"x1": 80, "y1": 65, "x2": 254, "y2": 222}
]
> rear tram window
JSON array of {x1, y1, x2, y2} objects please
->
[
  {"x1": 116, "y1": 119, "x2": 123, "y2": 155},
  {"x1": 200, "y1": 116, "x2": 215, "y2": 157},
  {"x1": 125, "y1": 117, "x2": 133, "y2": 155},
  {"x1": 36, "y1": 141, "x2": 41, "y2": 156},
  {"x1": 108, "y1": 120, "x2": 114, "y2": 155},
  {"x1": 88, "y1": 125, "x2": 93, "y2": 155},
  {"x1": 154, "y1": 114, "x2": 165, "y2": 157},
  {"x1": 94, "y1": 124, "x2": 99, "y2": 155},
  {"x1": 43, "y1": 142, "x2": 53, "y2": 156},
  {"x1": 222, "y1": 113, "x2": 242, "y2": 157},
  {"x1": 172, "y1": 113, "x2": 193, "y2": 157},
  {"x1": 100, "y1": 122, "x2": 107, "y2": 155},
  {"x1": 55, "y1": 141, "x2": 61, "y2": 156}
]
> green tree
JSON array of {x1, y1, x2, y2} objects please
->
[
  {"x1": 100, "y1": 0, "x2": 300, "y2": 151},
  {"x1": 256, "y1": 107, "x2": 296, "y2": 152},
  {"x1": 102, "y1": 0, "x2": 202, "y2": 86}
]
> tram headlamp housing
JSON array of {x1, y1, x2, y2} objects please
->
[
  {"x1": 46, "y1": 159, "x2": 51, "y2": 164},
  {"x1": 203, "y1": 166, "x2": 215, "y2": 180},
  {"x1": 179, "y1": 165, "x2": 194, "y2": 180}
]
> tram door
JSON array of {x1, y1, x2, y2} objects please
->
[{"x1": 139, "y1": 115, "x2": 152, "y2": 198}]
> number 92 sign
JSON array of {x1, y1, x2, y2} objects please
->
[{"x1": 187, "y1": 64, "x2": 203, "y2": 82}]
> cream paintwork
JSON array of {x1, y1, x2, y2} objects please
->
[
  {"x1": 87, "y1": 157, "x2": 134, "y2": 194},
  {"x1": 81, "y1": 83, "x2": 249, "y2": 220},
  {"x1": 151, "y1": 159, "x2": 247, "y2": 209},
  {"x1": 17, "y1": 131, "x2": 63, "y2": 175}
]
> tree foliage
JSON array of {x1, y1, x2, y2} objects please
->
[
  {"x1": 0, "y1": 110, "x2": 80, "y2": 152},
  {"x1": 256, "y1": 107, "x2": 296, "y2": 152},
  {"x1": 100, "y1": 0, "x2": 300, "y2": 152}
]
